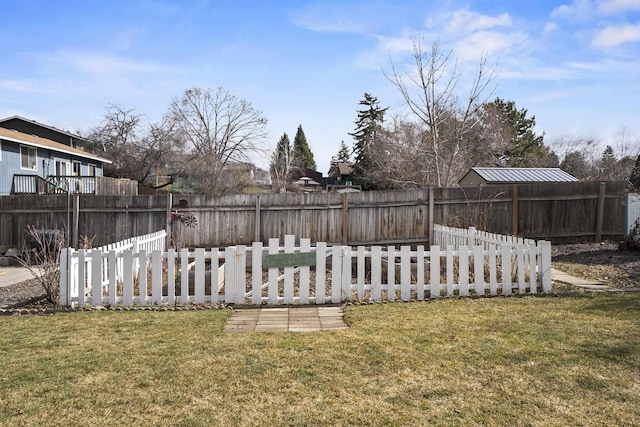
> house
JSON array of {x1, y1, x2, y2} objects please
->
[
  {"x1": 458, "y1": 167, "x2": 579, "y2": 186},
  {"x1": 0, "y1": 126, "x2": 112, "y2": 195},
  {"x1": 0, "y1": 115, "x2": 93, "y2": 149}
]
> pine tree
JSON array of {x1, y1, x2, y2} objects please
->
[
  {"x1": 328, "y1": 140, "x2": 351, "y2": 178},
  {"x1": 350, "y1": 93, "x2": 388, "y2": 190},
  {"x1": 599, "y1": 145, "x2": 617, "y2": 180},
  {"x1": 292, "y1": 125, "x2": 317, "y2": 171},
  {"x1": 270, "y1": 133, "x2": 292, "y2": 183},
  {"x1": 488, "y1": 98, "x2": 546, "y2": 167}
]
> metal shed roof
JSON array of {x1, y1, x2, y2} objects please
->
[{"x1": 463, "y1": 167, "x2": 579, "y2": 184}]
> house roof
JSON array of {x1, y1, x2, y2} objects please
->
[
  {"x1": 0, "y1": 115, "x2": 89, "y2": 142},
  {"x1": 337, "y1": 163, "x2": 353, "y2": 175},
  {"x1": 0, "y1": 127, "x2": 111, "y2": 164},
  {"x1": 460, "y1": 167, "x2": 578, "y2": 184}
]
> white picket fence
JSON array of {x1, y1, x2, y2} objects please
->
[
  {"x1": 60, "y1": 230, "x2": 166, "y2": 305},
  {"x1": 59, "y1": 227, "x2": 552, "y2": 307}
]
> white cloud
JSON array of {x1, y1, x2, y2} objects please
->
[
  {"x1": 446, "y1": 9, "x2": 512, "y2": 33},
  {"x1": 592, "y1": 23, "x2": 640, "y2": 47},
  {"x1": 453, "y1": 30, "x2": 527, "y2": 62},
  {"x1": 598, "y1": 0, "x2": 640, "y2": 14},
  {"x1": 551, "y1": 0, "x2": 595, "y2": 20},
  {"x1": 552, "y1": 0, "x2": 640, "y2": 19},
  {"x1": 48, "y1": 50, "x2": 165, "y2": 77},
  {"x1": 544, "y1": 22, "x2": 559, "y2": 33}
]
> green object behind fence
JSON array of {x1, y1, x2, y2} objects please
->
[{"x1": 263, "y1": 252, "x2": 317, "y2": 269}]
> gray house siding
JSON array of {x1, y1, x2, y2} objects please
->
[{"x1": 0, "y1": 138, "x2": 105, "y2": 195}]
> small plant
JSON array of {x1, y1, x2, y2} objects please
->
[
  {"x1": 624, "y1": 217, "x2": 640, "y2": 251},
  {"x1": 18, "y1": 226, "x2": 65, "y2": 305}
]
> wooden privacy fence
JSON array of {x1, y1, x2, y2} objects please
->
[
  {"x1": 59, "y1": 228, "x2": 552, "y2": 307},
  {"x1": 1, "y1": 181, "x2": 628, "y2": 249}
]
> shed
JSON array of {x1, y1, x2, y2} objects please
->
[{"x1": 458, "y1": 167, "x2": 579, "y2": 186}]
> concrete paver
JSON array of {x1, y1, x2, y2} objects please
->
[{"x1": 224, "y1": 305, "x2": 348, "y2": 333}]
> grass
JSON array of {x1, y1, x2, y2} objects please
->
[{"x1": 1, "y1": 294, "x2": 639, "y2": 426}]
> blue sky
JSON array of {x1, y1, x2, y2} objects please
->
[{"x1": 1, "y1": 0, "x2": 639, "y2": 173}]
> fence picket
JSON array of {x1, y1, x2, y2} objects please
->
[
  {"x1": 446, "y1": 246, "x2": 454, "y2": 296},
  {"x1": 315, "y1": 242, "x2": 326, "y2": 304},
  {"x1": 122, "y1": 250, "x2": 133, "y2": 306},
  {"x1": 284, "y1": 236, "x2": 295, "y2": 304},
  {"x1": 528, "y1": 242, "x2": 537, "y2": 293},
  {"x1": 252, "y1": 242, "x2": 263, "y2": 305},
  {"x1": 357, "y1": 246, "x2": 366, "y2": 301},
  {"x1": 517, "y1": 245, "x2": 526, "y2": 294},
  {"x1": 268, "y1": 238, "x2": 279, "y2": 304},
  {"x1": 300, "y1": 238, "x2": 311, "y2": 304},
  {"x1": 151, "y1": 250, "x2": 162, "y2": 305},
  {"x1": 459, "y1": 246, "x2": 469, "y2": 296},
  {"x1": 167, "y1": 249, "x2": 176, "y2": 304},
  {"x1": 489, "y1": 245, "x2": 497, "y2": 295},
  {"x1": 473, "y1": 246, "x2": 484, "y2": 295},
  {"x1": 501, "y1": 244, "x2": 512, "y2": 295},
  {"x1": 234, "y1": 246, "x2": 246, "y2": 305},
  {"x1": 386, "y1": 246, "x2": 395, "y2": 301},
  {"x1": 371, "y1": 246, "x2": 382, "y2": 301},
  {"x1": 430, "y1": 246, "x2": 440, "y2": 298},
  {"x1": 180, "y1": 248, "x2": 189, "y2": 304},
  {"x1": 331, "y1": 245, "x2": 342, "y2": 304},
  {"x1": 416, "y1": 246, "x2": 425, "y2": 300},
  {"x1": 108, "y1": 250, "x2": 117, "y2": 306},
  {"x1": 194, "y1": 248, "x2": 205, "y2": 304},
  {"x1": 138, "y1": 249, "x2": 147, "y2": 305},
  {"x1": 342, "y1": 246, "x2": 352, "y2": 302},
  {"x1": 77, "y1": 249, "x2": 86, "y2": 306},
  {"x1": 91, "y1": 250, "x2": 102, "y2": 306},
  {"x1": 401, "y1": 246, "x2": 411, "y2": 301}
]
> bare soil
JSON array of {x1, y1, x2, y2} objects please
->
[
  {"x1": 3, "y1": 242, "x2": 639, "y2": 309},
  {"x1": 552, "y1": 241, "x2": 640, "y2": 288}
]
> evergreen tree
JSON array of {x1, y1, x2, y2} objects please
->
[
  {"x1": 350, "y1": 93, "x2": 388, "y2": 190},
  {"x1": 292, "y1": 125, "x2": 317, "y2": 171},
  {"x1": 599, "y1": 145, "x2": 617, "y2": 180},
  {"x1": 487, "y1": 98, "x2": 546, "y2": 167},
  {"x1": 328, "y1": 140, "x2": 351, "y2": 178},
  {"x1": 270, "y1": 133, "x2": 292, "y2": 183}
]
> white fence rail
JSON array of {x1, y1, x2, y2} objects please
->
[{"x1": 60, "y1": 228, "x2": 552, "y2": 307}]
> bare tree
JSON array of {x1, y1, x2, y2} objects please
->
[
  {"x1": 170, "y1": 87, "x2": 268, "y2": 195},
  {"x1": 384, "y1": 38, "x2": 495, "y2": 187},
  {"x1": 88, "y1": 105, "x2": 185, "y2": 187}
]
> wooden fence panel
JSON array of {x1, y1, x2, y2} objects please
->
[{"x1": 1, "y1": 181, "x2": 629, "y2": 249}]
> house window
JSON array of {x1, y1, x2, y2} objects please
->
[
  {"x1": 88, "y1": 164, "x2": 96, "y2": 177},
  {"x1": 73, "y1": 161, "x2": 81, "y2": 176},
  {"x1": 20, "y1": 145, "x2": 37, "y2": 170}
]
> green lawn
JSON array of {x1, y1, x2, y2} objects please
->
[{"x1": 1, "y1": 294, "x2": 639, "y2": 426}]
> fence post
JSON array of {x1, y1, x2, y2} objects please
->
[
  {"x1": 512, "y1": 184, "x2": 519, "y2": 237},
  {"x1": 60, "y1": 248, "x2": 70, "y2": 306},
  {"x1": 234, "y1": 246, "x2": 246, "y2": 305},
  {"x1": 595, "y1": 182, "x2": 606, "y2": 241},
  {"x1": 255, "y1": 196, "x2": 261, "y2": 243},
  {"x1": 428, "y1": 187, "x2": 435, "y2": 245},
  {"x1": 342, "y1": 193, "x2": 349, "y2": 246},
  {"x1": 224, "y1": 246, "x2": 236, "y2": 304},
  {"x1": 539, "y1": 240, "x2": 552, "y2": 293}
]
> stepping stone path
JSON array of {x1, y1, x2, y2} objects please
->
[{"x1": 223, "y1": 305, "x2": 348, "y2": 333}]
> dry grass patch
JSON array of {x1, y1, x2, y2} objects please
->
[{"x1": 1, "y1": 294, "x2": 639, "y2": 426}]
